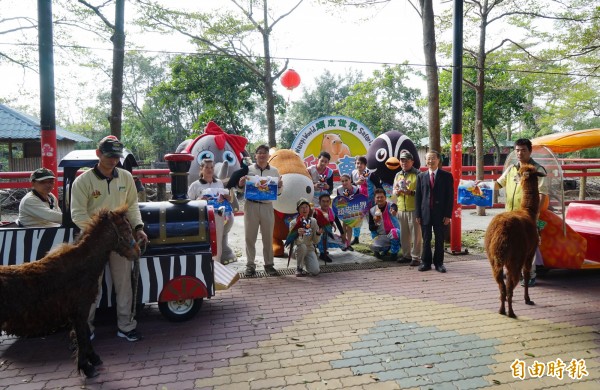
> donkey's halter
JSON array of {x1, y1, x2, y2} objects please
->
[{"x1": 108, "y1": 218, "x2": 138, "y2": 254}]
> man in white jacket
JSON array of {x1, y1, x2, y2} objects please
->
[
  {"x1": 71, "y1": 135, "x2": 147, "y2": 342},
  {"x1": 17, "y1": 167, "x2": 62, "y2": 227}
]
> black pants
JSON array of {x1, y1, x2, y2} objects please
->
[{"x1": 421, "y1": 220, "x2": 445, "y2": 267}]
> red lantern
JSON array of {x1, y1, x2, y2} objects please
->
[{"x1": 281, "y1": 69, "x2": 301, "y2": 90}]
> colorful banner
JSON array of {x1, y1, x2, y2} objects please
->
[
  {"x1": 245, "y1": 176, "x2": 278, "y2": 201},
  {"x1": 332, "y1": 193, "x2": 369, "y2": 227},
  {"x1": 291, "y1": 116, "x2": 375, "y2": 176},
  {"x1": 457, "y1": 180, "x2": 494, "y2": 207}
]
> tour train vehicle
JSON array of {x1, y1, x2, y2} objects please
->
[
  {"x1": 521, "y1": 129, "x2": 600, "y2": 272},
  {"x1": 0, "y1": 151, "x2": 236, "y2": 321}
]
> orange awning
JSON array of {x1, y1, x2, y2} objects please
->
[{"x1": 532, "y1": 128, "x2": 600, "y2": 154}]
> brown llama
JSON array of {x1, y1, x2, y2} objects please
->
[
  {"x1": 0, "y1": 206, "x2": 140, "y2": 378},
  {"x1": 485, "y1": 163, "x2": 546, "y2": 318}
]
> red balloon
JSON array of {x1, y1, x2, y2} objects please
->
[{"x1": 281, "y1": 69, "x2": 301, "y2": 90}]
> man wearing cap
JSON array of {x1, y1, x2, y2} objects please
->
[
  {"x1": 392, "y1": 151, "x2": 422, "y2": 266},
  {"x1": 71, "y1": 135, "x2": 147, "y2": 342},
  {"x1": 235, "y1": 144, "x2": 283, "y2": 277},
  {"x1": 17, "y1": 167, "x2": 62, "y2": 227}
]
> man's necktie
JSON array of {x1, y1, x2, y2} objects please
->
[{"x1": 429, "y1": 172, "x2": 435, "y2": 208}]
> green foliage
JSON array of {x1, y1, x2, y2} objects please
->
[
  {"x1": 151, "y1": 54, "x2": 267, "y2": 136},
  {"x1": 280, "y1": 70, "x2": 361, "y2": 148},
  {"x1": 280, "y1": 66, "x2": 426, "y2": 147},
  {"x1": 439, "y1": 53, "x2": 539, "y2": 151},
  {"x1": 437, "y1": 0, "x2": 600, "y2": 142},
  {"x1": 338, "y1": 64, "x2": 426, "y2": 139},
  {"x1": 137, "y1": 0, "x2": 305, "y2": 147}
]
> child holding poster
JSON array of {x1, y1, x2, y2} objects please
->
[
  {"x1": 314, "y1": 193, "x2": 346, "y2": 263},
  {"x1": 335, "y1": 173, "x2": 360, "y2": 251},
  {"x1": 368, "y1": 188, "x2": 401, "y2": 261},
  {"x1": 289, "y1": 198, "x2": 323, "y2": 277},
  {"x1": 351, "y1": 155, "x2": 382, "y2": 245}
]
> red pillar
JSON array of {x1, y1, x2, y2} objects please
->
[{"x1": 450, "y1": 134, "x2": 463, "y2": 253}]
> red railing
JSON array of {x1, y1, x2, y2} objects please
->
[
  {"x1": 1, "y1": 164, "x2": 598, "y2": 190},
  {"x1": 0, "y1": 169, "x2": 171, "y2": 189}
]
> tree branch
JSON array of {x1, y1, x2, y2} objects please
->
[
  {"x1": 0, "y1": 52, "x2": 37, "y2": 72},
  {"x1": 485, "y1": 38, "x2": 510, "y2": 55},
  {"x1": 463, "y1": 78, "x2": 477, "y2": 91},
  {"x1": 270, "y1": 0, "x2": 305, "y2": 31},
  {"x1": 408, "y1": 0, "x2": 421, "y2": 19},
  {"x1": 230, "y1": 0, "x2": 262, "y2": 32},
  {"x1": 77, "y1": 0, "x2": 115, "y2": 30},
  {"x1": 143, "y1": 13, "x2": 262, "y2": 78}
]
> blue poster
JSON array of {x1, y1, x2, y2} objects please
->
[
  {"x1": 201, "y1": 188, "x2": 234, "y2": 220},
  {"x1": 332, "y1": 193, "x2": 369, "y2": 227},
  {"x1": 458, "y1": 180, "x2": 494, "y2": 207},
  {"x1": 245, "y1": 175, "x2": 278, "y2": 201}
]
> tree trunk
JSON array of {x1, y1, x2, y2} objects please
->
[
  {"x1": 474, "y1": 0, "x2": 488, "y2": 217},
  {"x1": 109, "y1": 0, "x2": 125, "y2": 139},
  {"x1": 419, "y1": 0, "x2": 441, "y2": 152},
  {"x1": 262, "y1": 0, "x2": 277, "y2": 147}
]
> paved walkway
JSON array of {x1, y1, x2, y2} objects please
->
[
  {"x1": 3, "y1": 208, "x2": 600, "y2": 389},
  {"x1": 225, "y1": 208, "x2": 503, "y2": 274},
  {"x1": 2, "y1": 257, "x2": 599, "y2": 389}
]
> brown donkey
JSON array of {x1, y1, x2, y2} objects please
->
[{"x1": 0, "y1": 205, "x2": 140, "y2": 378}]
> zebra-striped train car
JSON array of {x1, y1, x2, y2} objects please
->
[
  {"x1": 0, "y1": 150, "x2": 227, "y2": 322},
  {"x1": 0, "y1": 223, "x2": 217, "y2": 321}
]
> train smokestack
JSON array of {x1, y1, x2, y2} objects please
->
[{"x1": 164, "y1": 153, "x2": 194, "y2": 202}]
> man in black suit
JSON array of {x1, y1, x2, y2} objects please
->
[{"x1": 415, "y1": 150, "x2": 454, "y2": 273}]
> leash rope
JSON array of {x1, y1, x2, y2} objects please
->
[{"x1": 131, "y1": 239, "x2": 146, "y2": 322}]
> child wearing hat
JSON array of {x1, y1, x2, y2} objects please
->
[
  {"x1": 288, "y1": 198, "x2": 322, "y2": 277},
  {"x1": 335, "y1": 173, "x2": 360, "y2": 251},
  {"x1": 350, "y1": 155, "x2": 382, "y2": 245},
  {"x1": 17, "y1": 167, "x2": 62, "y2": 227}
]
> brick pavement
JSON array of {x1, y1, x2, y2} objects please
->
[{"x1": 1, "y1": 256, "x2": 599, "y2": 389}]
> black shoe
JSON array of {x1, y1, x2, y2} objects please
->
[
  {"x1": 418, "y1": 264, "x2": 432, "y2": 272},
  {"x1": 117, "y1": 328, "x2": 143, "y2": 342},
  {"x1": 397, "y1": 256, "x2": 411, "y2": 264},
  {"x1": 89, "y1": 352, "x2": 103, "y2": 367},
  {"x1": 319, "y1": 253, "x2": 333, "y2": 263},
  {"x1": 351, "y1": 237, "x2": 359, "y2": 245},
  {"x1": 295, "y1": 268, "x2": 307, "y2": 277},
  {"x1": 341, "y1": 246, "x2": 347, "y2": 252},
  {"x1": 347, "y1": 245, "x2": 354, "y2": 252},
  {"x1": 264, "y1": 265, "x2": 278, "y2": 276},
  {"x1": 373, "y1": 251, "x2": 383, "y2": 259},
  {"x1": 389, "y1": 253, "x2": 398, "y2": 262},
  {"x1": 435, "y1": 264, "x2": 447, "y2": 273},
  {"x1": 244, "y1": 266, "x2": 256, "y2": 277}
]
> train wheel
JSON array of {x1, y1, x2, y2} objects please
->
[{"x1": 158, "y1": 298, "x2": 203, "y2": 322}]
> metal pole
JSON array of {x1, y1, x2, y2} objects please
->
[
  {"x1": 38, "y1": 0, "x2": 58, "y2": 194},
  {"x1": 450, "y1": 0, "x2": 466, "y2": 254}
]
